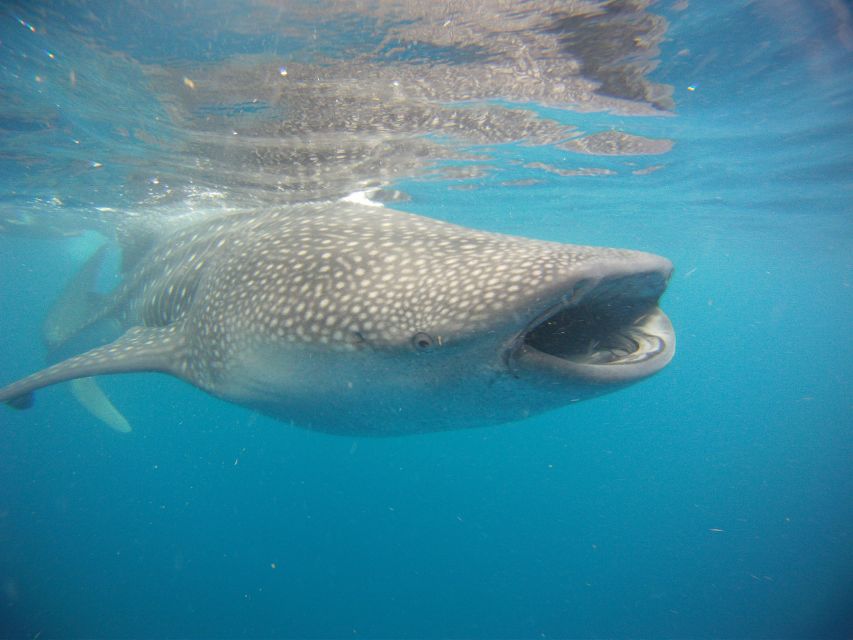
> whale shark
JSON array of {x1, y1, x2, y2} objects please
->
[{"x1": 0, "y1": 200, "x2": 675, "y2": 435}]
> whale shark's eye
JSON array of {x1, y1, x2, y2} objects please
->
[
  {"x1": 412, "y1": 332, "x2": 434, "y2": 351},
  {"x1": 347, "y1": 331, "x2": 367, "y2": 349}
]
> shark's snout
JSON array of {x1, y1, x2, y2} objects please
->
[{"x1": 508, "y1": 257, "x2": 675, "y2": 385}]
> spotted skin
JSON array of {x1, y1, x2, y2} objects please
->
[{"x1": 0, "y1": 201, "x2": 674, "y2": 435}]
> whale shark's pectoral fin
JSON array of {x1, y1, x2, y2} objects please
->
[
  {"x1": 0, "y1": 325, "x2": 186, "y2": 413},
  {"x1": 70, "y1": 378, "x2": 132, "y2": 433}
]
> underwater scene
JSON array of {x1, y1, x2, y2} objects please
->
[{"x1": 0, "y1": 1, "x2": 850, "y2": 638}]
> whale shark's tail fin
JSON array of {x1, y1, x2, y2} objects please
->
[
  {"x1": 43, "y1": 244, "x2": 110, "y2": 349},
  {"x1": 39, "y1": 245, "x2": 134, "y2": 433}
]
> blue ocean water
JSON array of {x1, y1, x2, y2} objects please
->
[{"x1": 0, "y1": 2, "x2": 851, "y2": 638}]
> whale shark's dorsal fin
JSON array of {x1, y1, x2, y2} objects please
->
[{"x1": 0, "y1": 325, "x2": 186, "y2": 412}]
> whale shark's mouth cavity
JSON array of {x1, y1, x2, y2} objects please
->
[{"x1": 513, "y1": 272, "x2": 675, "y2": 383}]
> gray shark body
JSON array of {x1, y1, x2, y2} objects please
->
[{"x1": 0, "y1": 201, "x2": 675, "y2": 435}]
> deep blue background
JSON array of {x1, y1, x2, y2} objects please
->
[{"x1": 1, "y1": 2, "x2": 851, "y2": 638}]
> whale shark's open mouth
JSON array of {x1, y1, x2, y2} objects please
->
[{"x1": 511, "y1": 271, "x2": 675, "y2": 384}]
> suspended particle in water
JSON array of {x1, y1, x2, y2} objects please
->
[{"x1": 15, "y1": 16, "x2": 36, "y2": 32}]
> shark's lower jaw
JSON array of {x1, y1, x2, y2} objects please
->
[{"x1": 510, "y1": 271, "x2": 675, "y2": 384}]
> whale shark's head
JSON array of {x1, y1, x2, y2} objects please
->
[{"x1": 204, "y1": 202, "x2": 675, "y2": 435}]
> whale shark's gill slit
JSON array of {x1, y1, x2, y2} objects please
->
[{"x1": 523, "y1": 273, "x2": 669, "y2": 366}]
